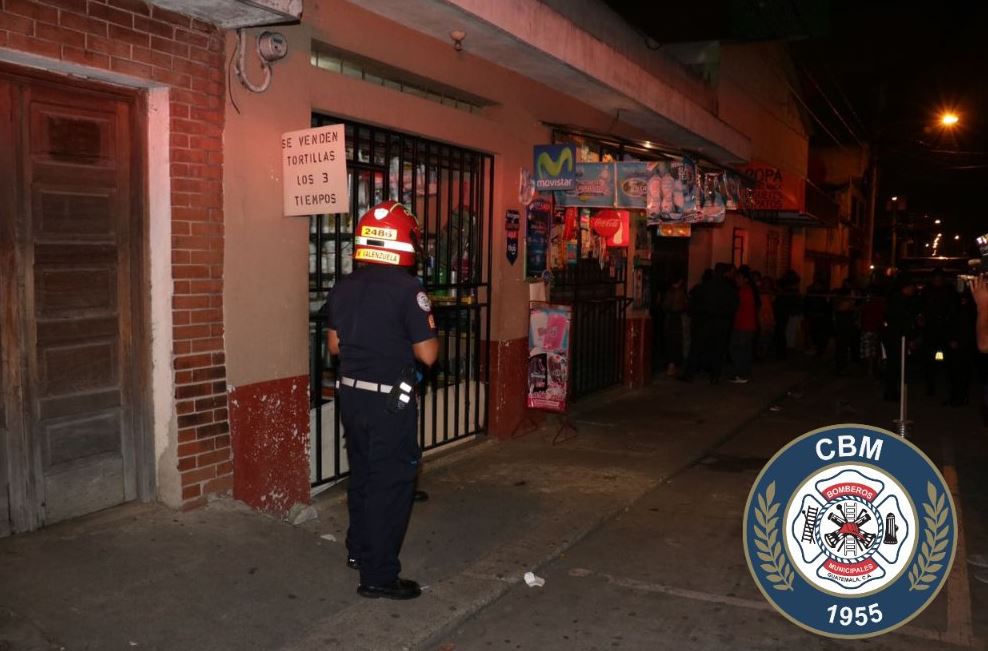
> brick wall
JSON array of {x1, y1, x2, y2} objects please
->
[{"x1": 0, "y1": 0, "x2": 230, "y2": 509}]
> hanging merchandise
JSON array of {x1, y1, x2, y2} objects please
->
[
  {"x1": 519, "y1": 167, "x2": 536, "y2": 206},
  {"x1": 615, "y1": 162, "x2": 652, "y2": 209},
  {"x1": 555, "y1": 163, "x2": 616, "y2": 208},
  {"x1": 549, "y1": 205, "x2": 567, "y2": 270},
  {"x1": 563, "y1": 206, "x2": 578, "y2": 240},
  {"x1": 724, "y1": 172, "x2": 743, "y2": 212},
  {"x1": 578, "y1": 209, "x2": 593, "y2": 259},
  {"x1": 698, "y1": 172, "x2": 727, "y2": 223},
  {"x1": 525, "y1": 196, "x2": 552, "y2": 279},
  {"x1": 505, "y1": 209, "x2": 520, "y2": 265},
  {"x1": 646, "y1": 157, "x2": 701, "y2": 224}
]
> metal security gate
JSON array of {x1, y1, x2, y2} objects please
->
[
  {"x1": 308, "y1": 115, "x2": 493, "y2": 486},
  {"x1": 549, "y1": 129, "x2": 633, "y2": 399},
  {"x1": 551, "y1": 260, "x2": 629, "y2": 399}
]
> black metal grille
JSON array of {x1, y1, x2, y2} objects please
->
[
  {"x1": 549, "y1": 130, "x2": 633, "y2": 399},
  {"x1": 308, "y1": 115, "x2": 494, "y2": 486},
  {"x1": 550, "y1": 259, "x2": 630, "y2": 399}
]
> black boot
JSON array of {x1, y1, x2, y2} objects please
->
[{"x1": 357, "y1": 578, "x2": 422, "y2": 600}]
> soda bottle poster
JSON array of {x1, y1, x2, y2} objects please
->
[
  {"x1": 527, "y1": 304, "x2": 572, "y2": 412},
  {"x1": 525, "y1": 197, "x2": 551, "y2": 279}
]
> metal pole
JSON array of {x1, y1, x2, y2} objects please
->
[
  {"x1": 890, "y1": 201, "x2": 898, "y2": 271},
  {"x1": 865, "y1": 158, "x2": 878, "y2": 272},
  {"x1": 895, "y1": 335, "x2": 910, "y2": 438}
]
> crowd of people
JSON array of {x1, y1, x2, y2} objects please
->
[{"x1": 652, "y1": 265, "x2": 988, "y2": 412}]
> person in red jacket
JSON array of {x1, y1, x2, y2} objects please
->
[{"x1": 729, "y1": 266, "x2": 759, "y2": 383}]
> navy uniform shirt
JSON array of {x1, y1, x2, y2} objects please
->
[{"x1": 327, "y1": 265, "x2": 437, "y2": 384}]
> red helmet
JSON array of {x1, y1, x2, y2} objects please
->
[{"x1": 354, "y1": 201, "x2": 421, "y2": 267}]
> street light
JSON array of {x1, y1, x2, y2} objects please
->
[
  {"x1": 940, "y1": 112, "x2": 959, "y2": 127},
  {"x1": 934, "y1": 219, "x2": 941, "y2": 224}
]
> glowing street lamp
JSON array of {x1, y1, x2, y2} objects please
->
[{"x1": 940, "y1": 112, "x2": 959, "y2": 127}]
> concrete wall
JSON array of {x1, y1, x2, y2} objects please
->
[
  {"x1": 701, "y1": 42, "x2": 811, "y2": 286},
  {"x1": 221, "y1": 0, "x2": 706, "y2": 501},
  {"x1": 717, "y1": 43, "x2": 809, "y2": 179}
]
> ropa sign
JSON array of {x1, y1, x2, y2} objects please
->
[{"x1": 741, "y1": 160, "x2": 804, "y2": 212}]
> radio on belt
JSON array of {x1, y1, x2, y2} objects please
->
[{"x1": 386, "y1": 367, "x2": 419, "y2": 413}]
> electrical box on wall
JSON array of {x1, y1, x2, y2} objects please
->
[{"x1": 148, "y1": 1, "x2": 302, "y2": 29}]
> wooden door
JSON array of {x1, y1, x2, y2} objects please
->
[{"x1": 1, "y1": 71, "x2": 144, "y2": 531}]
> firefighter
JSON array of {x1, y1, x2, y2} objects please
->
[{"x1": 326, "y1": 201, "x2": 439, "y2": 600}]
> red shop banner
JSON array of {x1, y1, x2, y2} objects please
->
[{"x1": 740, "y1": 161, "x2": 805, "y2": 213}]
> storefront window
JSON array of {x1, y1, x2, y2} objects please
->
[{"x1": 308, "y1": 115, "x2": 494, "y2": 485}]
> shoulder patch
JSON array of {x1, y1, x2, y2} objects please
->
[{"x1": 416, "y1": 291, "x2": 432, "y2": 312}]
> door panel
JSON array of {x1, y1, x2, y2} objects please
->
[
  {"x1": 0, "y1": 75, "x2": 142, "y2": 532},
  {"x1": 0, "y1": 77, "x2": 18, "y2": 536},
  {"x1": 25, "y1": 85, "x2": 137, "y2": 524}
]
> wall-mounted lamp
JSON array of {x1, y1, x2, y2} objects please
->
[{"x1": 450, "y1": 30, "x2": 467, "y2": 52}]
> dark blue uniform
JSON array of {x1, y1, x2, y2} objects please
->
[{"x1": 327, "y1": 265, "x2": 436, "y2": 587}]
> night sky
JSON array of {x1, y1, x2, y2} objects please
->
[
  {"x1": 604, "y1": 0, "x2": 988, "y2": 256},
  {"x1": 790, "y1": 1, "x2": 988, "y2": 255}
]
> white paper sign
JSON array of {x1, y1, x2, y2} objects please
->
[{"x1": 282, "y1": 124, "x2": 349, "y2": 216}]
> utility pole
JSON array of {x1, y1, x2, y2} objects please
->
[
  {"x1": 865, "y1": 156, "x2": 878, "y2": 272},
  {"x1": 890, "y1": 198, "x2": 898, "y2": 271},
  {"x1": 887, "y1": 195, "x2": 905, "y2": 271}
]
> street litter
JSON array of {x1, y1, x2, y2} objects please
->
[
  {"x1": 768, "y1": 405, "x2": 782, "y2": 412},
  {"x1": 524, "y1": 571, "x2": 546, "y2": 587},
  {"x1": 320, "y1": 533, "x2": 337, "y2": 542}
]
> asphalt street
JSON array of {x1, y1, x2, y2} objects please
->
[
  {"x1": 429, "y1": 369, "x2": 988, "y2": 651},
  {"x1": 2, "y1": 361, "x2": 986, "y2": 651}
]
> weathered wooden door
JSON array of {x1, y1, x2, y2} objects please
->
[{"x1": 0, "y1": 71, "x2": 145, "y2": 532}]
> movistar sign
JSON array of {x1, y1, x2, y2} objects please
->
[{"x1": 533, "y1": 144, "x2": 577, "y2": 190}]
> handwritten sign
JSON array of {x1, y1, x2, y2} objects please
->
[{"x1": 282, "y1": 124, "x2": 349, "y2": 216}]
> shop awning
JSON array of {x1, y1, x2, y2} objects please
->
[
  {"x1": 749, "y1": 210, "x2": 826, "y2": 227},
  {"x1": 354, "y1": 0, "x2": 751, "y2": 165}
]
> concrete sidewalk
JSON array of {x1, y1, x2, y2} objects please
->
[{"x1": 0, "y1": 363, "x2": 806, "y2": 651}]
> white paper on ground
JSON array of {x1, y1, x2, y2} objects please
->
[{"x1": 524, "y1": 571, "x2": 545, "y2": 587}]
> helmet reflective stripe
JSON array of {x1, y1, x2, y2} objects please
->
[{"x1": 354, "y1": 236, "x2": 416, "y2": 253}]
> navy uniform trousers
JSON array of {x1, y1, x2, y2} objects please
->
[{"x1": 340, "y1": 384, "x2": 420, "y2": 586}]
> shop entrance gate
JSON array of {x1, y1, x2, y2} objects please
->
[
  {"x1": 551, "y1": 260, "x2": 630, "y2": 399},
  {"x1": 308, "y1": 115, "x2": 494, "y2": 486}
]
